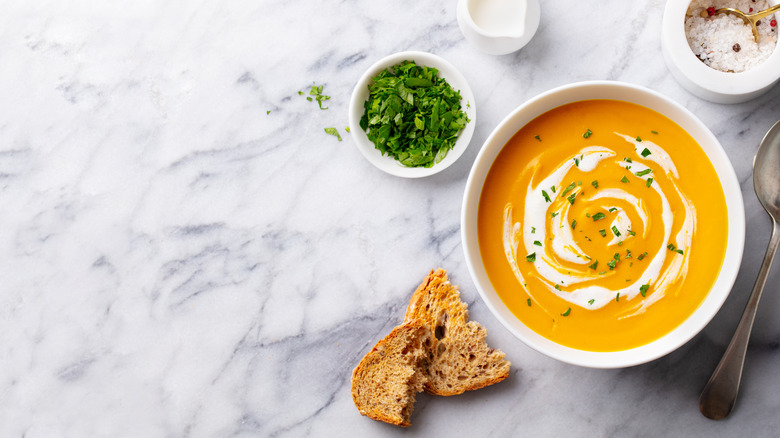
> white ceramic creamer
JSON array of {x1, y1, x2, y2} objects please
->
[{"x1": 457, "y1": 0, "x2": 540, "y2": 55}]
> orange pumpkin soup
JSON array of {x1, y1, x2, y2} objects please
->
[{"x1": 477, "y1": 100, "x2": 728, "y2": 351}]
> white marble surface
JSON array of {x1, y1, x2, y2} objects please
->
[{"x1": 2, "y1": 0, "x2": 779, "y2": 436}]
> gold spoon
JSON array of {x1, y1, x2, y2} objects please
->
[{"x1": 714, "y1": 4, "x2": 780, "y2": 43}]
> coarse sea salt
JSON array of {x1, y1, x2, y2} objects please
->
[{"x1": 685, "y1": 0, "x2": 778, "y2": 72}]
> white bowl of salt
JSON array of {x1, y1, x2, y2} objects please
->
[
  {"x1": 457, "y1": 0, "x2": 541, "y2": 55},
  {"x1": 662, "y1": 0, "x2": 780, "y2": 104}
]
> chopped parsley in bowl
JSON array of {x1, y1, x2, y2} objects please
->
[{"x1": 349, "y1": 51, "x2": 476, "y2": 178}]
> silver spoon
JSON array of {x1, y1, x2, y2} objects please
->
[{"x1": 699, "y1": 119, "x2": 780, "y2": 420}]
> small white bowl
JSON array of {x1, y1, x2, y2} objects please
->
[
  {"x1": 461, "y1": 81, "x2": 745, "y2": 368},
  {"x1": 662, "y1": 0, "x2": 780, "y2": 104},
  {"x1": 348, "y1": 51, "x2": 476, "y2": 178}
]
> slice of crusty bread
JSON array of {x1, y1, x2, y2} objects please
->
[
  {"x1": 405, "y1": 269, "x2": 511, "y2": 396},
  {"x1": 351, "y1": 321, "x2": 434, "y2": 427}
]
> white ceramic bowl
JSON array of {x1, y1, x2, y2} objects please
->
[
  {"x1": 662, "y1": 0, "x2": 780, "y2": 104},
  {"x1": 461, "y1": 81, "x2": 745, "y2": 368},
  {"x1": 348, "y1": 51, "x2": 476, "y2": 178}
]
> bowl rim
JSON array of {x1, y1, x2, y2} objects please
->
[
  {"x1": 461, "y1": 80, "x2": 746, "y2": 368},
  {"x1": 661, "y1": 0, "x2": 780, "y2": 98},
  {"x1": 347, "y1": 51, "x2": 477, "y2": 178}
]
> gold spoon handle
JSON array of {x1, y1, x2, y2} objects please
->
[
  {"x1": 699, "y1": 219, "x2": 780, "y2": 420},
  {"x1": 749, "y1": 4, "x2": 780, "y2": 21}
]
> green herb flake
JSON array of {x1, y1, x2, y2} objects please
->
[
  {"x1": 627, "y1": 229, "x2": 636, "y2": 236},
  {"x1": 592, "y1": 212, "x2": 606, "y2": 221},
  {"x1": 583, "y1": 129, "x2": 593, "y2": 138},
  {"x1": 667, "y1": 243, "x2": 676, "y2": 251},
  {"x1": 574, "y1": 157, "x2": 580, "y2": 167},
  {"x1": 567, "y1": 193, "x2": 577, "y2": 205},
  {"x1": 616, "y1": 293, "x2": 620, "y2": 302},
  {"x1": 542, "y1": 190, "x2": 551, "y2": 202},
  {"x1": 534, "y1": 240, "x2": 542, "y2": 246},
  {"x1": 560, "y1": 182, "x2": 576, "y2": 198},
  {"x1": 612, "y1": 226, "x2": 621, "y2": 237},
  {"x1": 571, "y1": 219, "x2": 578, "y2": 229},
  {"x1": 551, "y1": 185, "x2": 557, "y2": 193},
  {"x1": 608, "y1": 207, "x2": 617, "y2": 212},
  {"x1": 298, "y1": 91, "x2": 304, "y2": 95},
  {"x1": 638, "y1": 252, "x2": 648, "y2": 260},
  {"x1": 641, "y1": 147, "x2": 652, "y2": 157},
  {"x1": 646, "y1": 178, "x2": 654, "y2": 187},
  {"x1": 621, "y1": 176, "x2": 630, "y2": 183},
  {"x1": 531, "y1": 226, "x2": 536, "y2": 233},
  {"x1": 551, "y1": 212, "x2": 559, "y2": 218},
  {"x1": 526, "y1": 252, "x2": 536, "y2": 262},
  {"x1": 555, "y1": 284, "x2": 561, "y2": 291},
  {"x1": 625, "y1": 250, "x2": 632, "y2": 258},
  {"x1": 624, "y1": 157, "x2": 633, "y2": 163},
  {"x1": 588, "y1": 299, "x2": 595, "y2": 305},
  {"x1": 640, "y1": 284, "x2": 649, "y2": 297},
  {"x1": 588, "y1": 260, "x2": 599, "y2": 270},
  {"x1": 308, "y1": 84, "x2": 331, "y2": 110},
  {"x1": 324, "y1": 127, "x2": 342, "y2": 141},
  {"x1": 636, "y1": 136, "x2": 642, "y2": 142},
  {"x1": 266, "y1": 110, "x2": 271, "y2": 115},
  {"x1": 635, "y1": 168, "x2": 653, "y2": 177},
  {"x1": 534, "y1": 135, "x2": 541, "y2": 141},
  {"x1": 561, "y1": 307, "x2": 571, "y2": 317},
  {"x1": 527, "y1": 298, "x2": 532, "y2": 306},
  {"x1": 607, "y1": 259, "x2": 617, "y2": 270},
  {"x1": 599, "y1": 229, "x2": 607, "y2": 237},
  {"x1": 651, "y1": 130, "x2": 659, "y2": 135},
  {"x1": 345, "y1": 126, "x2": 351, "y2": 133},
  {"x1": 359, "y1": 61, "x2": 470, "y2": 168},
  {"x1": 592, "y1": 180, "x2": 599, "y2": 189}
]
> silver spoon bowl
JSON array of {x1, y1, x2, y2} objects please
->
[{"x1": 699, "y1": 119, "x2": 780, "y2": 420}]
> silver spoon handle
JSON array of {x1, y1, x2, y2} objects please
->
[{"x1": 699, "y1": 219, "x2": 780, "y2": 420}]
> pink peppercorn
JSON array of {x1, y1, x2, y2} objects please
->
[
  {"x1": 707, "y1": 6, "x2": 716, "y2": 16},
  {"x1": 771, "y1": 19, "x2": 777, "y2": 27}
]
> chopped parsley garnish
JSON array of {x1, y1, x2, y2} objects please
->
[
  {"x1": 583, "y1": 129, "x2": 593, "y2": 138},
  {"x1": 640, "y1": 284, "x2": 649, "y2": 297},
  {"x1": 534, "y1": 240, "x2": 542, "y2": 246},
  {"x1": 616, "y1": 293, "x2": 620, "y2": 302},
  {"x1": 667, "y1": 243, "x2": 684, "y2": 255},
  {"x1": 542, "y1": 190, "x2": 551, "y2": 202},
  {"x1": 592, "y1": 212, "x2": 606, "y2": 221},
  {"x1": 551, "y1": 185, "x2": 556, "y2": 193},
  {"x1": 308, "y1": 84, "x2": 330, "y2": 109},
  {"x1": 637, "y1": 252, "x2": 648, "y2": 260},
  {"x1": 588, "y1": 260, "x2": 599, "y2": 270},
  {"x1": 625, "y1": 249, "x2": 632, "y2": 258},
  {"x1": 641, "y1": 147, "x2": 652, "y2": 157},
  {"x1": 651, "y1": 130, "x2": 659, "y2": 135},
  {"x1": 571, "y1": 219, "x2": 577, "y2": 229},
  {"x1": 527, "y1": 298, "x2": 532, "y2": 306},
  {"x1": 624, "y1": 157, "x2": 633, "y2": 163},
  {"x1": 599, "y1": 229, "x2": 607, "y2": 237},
  {"x1": 636, "y1": 136, "x2": 642, "y2": 142},
  {"x1": 531, "y1": 226, "x2": 536, "y2": 233},
  {"x1": 345, "y1": 126, "x2": 351, "y2": 133},
  {"x1": 266, "y1": 110, "x2": 271, "y2": 115},
  {"x1": 620, "y1": 176, "x2": 630, "y2": 183},
  {"x1": 567, "y1": 193, "x2": 577, "y2": 205},
  {"x1": 534, "y1": 135, "x2": 541, "y2": 141},
  {"x1": 646, "y1": 178, "x2": 654, "y2": 187},
  {"x1": 324, "y1": 128, "x2": 342, "y2": 141},
  {"x1": 561, "y1": 308, "x2": 571, "y2": 317},
  {"x1": 613, "y1": 252, "x2": 621, "y2": 261},
  {"x1": 608, "y1": 207, "x2": 617, "y2": 212},
  {"x1": 635, "y1": 168, "x2": 653, "y2": 177},
  {"x1": 627, "y1": 229, "x2": 636, "y2": 236},
  {"x1": 574, "y1": 157, "x2": 580, "y2": 167},
  {"x1": 591, "y1": 180, "x2": 599, "y2": 189},
  {"x1": 560, "y1": 182, "x2": 576, "y2": 198},
  {"x1": 555, "y1": 284, "x2": 561, "y2": 291},
  {"x1": 526, "y1": 252, "x2": 536, "y2": 262},
  {"x1": 588, "y1": 299, "x2": 595, "y2": 305},
  {"x1": 359, "y1": 61, "x2": 469, "y2": 168},
  {"x1": 607, "y1": 259, "x2": 617, "y2": 270},
  {"x1": 551, "y1": 212, "x2": 559, "y2": 218},
  {"x1": 612, "y1": 226, "x2": 621, "y2": 237}
]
